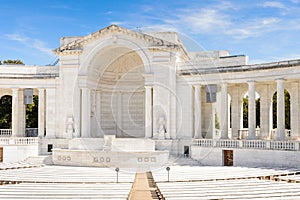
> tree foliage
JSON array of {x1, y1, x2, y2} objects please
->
[
  {"x1": 26, "y1": 95, "x2": 38, "y2": 128},
  {"x1": 272, "y1": 90, "x2": 290, "y2": 129},
  {"x1": 215, "y1": 110, "x2": 220, "y2": 129},
  {"x1": 0, "y1": 95, "x2": 38, "y2": 129},
  {"x1": 0, "y1": 95, "x2": 12, "y2": 128},
  {"x1": 242, "y1": 90, "x2": 290, "y2": 129},
  {"x1": 242, "y1": 96, "x2": 260, "y2": 128},
  {"x1": 0, "y1": 60, "x2": 24, "y2": 65}
]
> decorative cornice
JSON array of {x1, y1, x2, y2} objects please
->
[
  {"x1": 179, "y1": 59, "x2": 300, "y2": 76},
  {"x1": 55, "y1": 50, "x2": 82, "y2": 56},
  {"x1": 53, "y1": 24, "x2": 189, "y2": 59}
]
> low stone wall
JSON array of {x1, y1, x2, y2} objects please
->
[
  {"x1": 3, "y1": 145, "x2": 38, "y2": 162},
  {"x1": 52, "y1": 149, "x2": 169, "y2": 168},
  {"x1": 39, "y1": 138, "x2": 69, "y2": 155},
  {"x1": 191, "y1": 146, "x2": 300, "y2": 168}
]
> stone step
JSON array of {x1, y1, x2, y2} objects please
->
[
  {"x1": 127, "y1": 171, "x2": 164, "y2": 200},
  {"x1": 24, "y1": 155, "x2": 53, "y2": 165}
]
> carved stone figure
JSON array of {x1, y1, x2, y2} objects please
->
[
  {"x1": 157, "y1": 116, "x2": 168, "y2": 139},
  {"x1": 66, "y1": 116, "x2": 74, "y2": 138}
]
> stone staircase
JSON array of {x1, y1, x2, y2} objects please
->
[
  {"x1": 23, "y1": 155, "x2": 53, "y2": 165},
  {"x1": 127, "y1": 172, "x2": 164, "y2": 200},
  {"x1": 166, "y1": 155, "x2": 201, "y2": 166}
]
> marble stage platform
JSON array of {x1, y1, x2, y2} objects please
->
[{"x1": 52, "y1": 136, "x2": 169, "y2": 168}]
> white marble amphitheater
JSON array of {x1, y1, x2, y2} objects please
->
[{"x1": 1, "y1": 24, "x2": 300, "y2": 199}]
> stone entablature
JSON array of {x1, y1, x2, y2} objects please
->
[
  {"x1": 180, "y1": 58, "x2": 300, "y2": 76},
  {"x1": 0, "y1": 65, "x2": 59, "y2": 78}
]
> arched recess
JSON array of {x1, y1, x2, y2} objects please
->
[
  {"x1": 0, "y1": 95, "x2": 12, "y2": 129},
  {"x1": 80, "y1": 36, "x2": 152, "y2": 76},
  {"x1": 89, "y1": 45, "x2": 146, "y2": 138},
  {"x1": 272, "y1": 89, "x2": 291, "y2": 130}
]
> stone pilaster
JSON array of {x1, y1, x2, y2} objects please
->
[
  {"x1": 95, "y1": 90, "x2": 102, "y2": 137},
  {"x1": 45, "y1": 88, "x2": 56, "y2": 138},
  {"x1": 81, "y1": 88, "x2": 91, "y2": 138},
  {"x1": 194, "y1": 85, "x2": 202, "y2": 139},
  {"x1": 38, "y1": 89, "x2": 45, "y2": 137},
  {"x1": 145, "y1": 86, "x2": 153, "y2": 138}
]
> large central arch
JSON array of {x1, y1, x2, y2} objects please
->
[{"x1": 90, "y1": 45, "x2": 146, "y2": 138}]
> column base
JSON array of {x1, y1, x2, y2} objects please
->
[
  {"x1": 193, "y1": 136, "x2": 203, "y2": 139},
  {"x1": 275, "y1": 136, "x2": 286, "y2": 141},
  {"x1": 246, "y1": 136, "x2": 257, "y2": 140},
  {"x1": 220, "y1": 136, "x2": 229, "y2": 140}
]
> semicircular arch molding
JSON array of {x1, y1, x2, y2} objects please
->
[{"x1": 80, "y1": 35, "x2": 152, "y2": 77}]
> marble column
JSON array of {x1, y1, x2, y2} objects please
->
[
  {"x1": 194, "y1": 85, "x2": 202, "y2": 139},
  {"x1": 38, "y1": 89, "x2": 45, "y2": 137},
  {"x1": 231, "y1": 87, "x2": 243, "y2": 139},
  {"x1": 11, "y1": 88, "x2": 19, "y2": 137},
  {"x1": 291, "y1": 82, "x2": 299, "y2": 139},
  {"x1": 45, "y1": 88, "x2": 56, "y2": 138},
  {"x1": 145, "y1": 86, "x2": 153, "y2": 138},
  {"x1": 260, "y1": 85, "x2": 271, "y2": 139},
  {"x1": 247, "y1": 81, "x2": 256, "y2": 140},
  {"x1": 220, "y1": 83, "x2": 229, "y2": 139},
  {"x1": 81, "y1": 88, "x2": 91, "y2": 138},
  {"x1": 276, "y1": 79, "x2": 285, "y2": 140}
]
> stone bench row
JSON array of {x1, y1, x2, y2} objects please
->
[
  {"x1": 0, "y1": 183, "x2": 132, "y2": 200},
  {"x1": 157, "y1": 180, "x2": 300, "y2": 199},
  {"x1": 152, "y1": 166, "x2": 293, "y2": 182},
  {"x1": 0, "y1": 166, "x2": 136, "y2": 183},
  {"x1": 0, "y1": 162, "x2": 43, "y2": 170}
]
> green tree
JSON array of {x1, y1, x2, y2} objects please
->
[
  {"x1": 256, "y1": 98, "x2": 260, "y2": 127},
  {"x1": 0, "y1": 95, "x2": 12, "y2": 128},
  {"x1": 26, "y1": 95, "x2": 38, "y2": 128},
  {"x1": 272, "y1": 90, "x2": 290, "y2": 129},
  {"x1": 243, "y1": 97, "x2": 248, "y2": 128},
  {"x1": 242, "y1": 96, "x2": 260, "y2": 128},
  {"x1": 3, "y1": 59, "x2": 24, "y2": 65},
  {"x1": 0, "y1": 94, "x2": 39, "y2": 129},
  {"x1": 215, "y1": 111, "x2": 220, "y2": 129}
]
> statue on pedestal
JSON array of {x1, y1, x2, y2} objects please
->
[
  {"x1": 65, "y1": 116, "x2": 74, "y2": 138},
  {"x1": 157, "y1": 116, "x2": 170, "y2": 139}
]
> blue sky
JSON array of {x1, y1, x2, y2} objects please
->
[{"x1": 1, "y1": 0, "x2": 300, "y2": 65}]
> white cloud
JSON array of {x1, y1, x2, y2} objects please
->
[
  {"x1": 156, "y1": 6, "x2": 282, "y2": 39},
  {"x1": 262, "y1": 1, "x2": 287, "y2": 9},
  {"x1": 5, "y1": 33, "x2": 53, "y2": 56},
  {"x1": 163, "y1": 8, "x2": 231, "y2": 34},
  {"x1": 291, "y1": 0, "x2": 300, "y2": 3},
  {"x1": 140, "y1": 1, "x2": 300, "y2": 41},
  {"x1": 225, "y1": 17, "x2": 281, "y2": 39}
]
